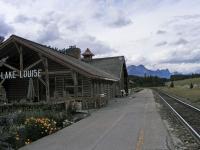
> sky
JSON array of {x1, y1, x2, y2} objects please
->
[{"x1": 1, "y1": 0, "x2": 200, "y2": 74}]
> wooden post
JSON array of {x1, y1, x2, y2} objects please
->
[
  {"x1": 94, "y1": 81, "x2": 96, "y2": 96},
  {"x1": 44, "y1": 58, "x2": 50, "y2": 101},
  {"x1": 72, "y1": 72, "x2": 78, "y2": 97},
  {"x1": 37, "y1": 79, "x2": 40, "y2": 102},
  {"x1": 19, "y1": 46, "x2": 23, "y2": 71},
  {"x1": 91, "y1": 80, "x2": 93, "y2": 98},
  {"x1": 14, "y1": 42, "x2": 23, "y2": 71},
  {"x1": 81, "y1": 79, "x2": 83, "y2": 97},
  {"x1": 97, "y1": 81, "x2": 100, "y2": 94},
  {"x1": 126, "y1": 77, "x2": 129, "y2": 95}
]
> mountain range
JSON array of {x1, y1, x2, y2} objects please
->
[{"x1": 127, "y1": 65, "x2": 171, "y2": 79}]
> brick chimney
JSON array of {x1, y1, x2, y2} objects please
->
[
  {"x1": 65, "y1": 45, "x2": 81, "y2": 59},
  {"x1": 82, "y1": 48, "x2": 94, "y2": 61}
]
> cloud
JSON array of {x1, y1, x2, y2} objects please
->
[
  {"x1": 156, "y1": 30, "x2": 166, "y2": 34},
  {"x1": 35, "y1": 34, "x2": 116, "y2": 56},
  {"x1": 94, "y1": 5, "x2": 132, "y2": 28},
  {"x1": 108, "y1": 15, "x2": 132, "y2": 27},
  {"x1": 171, "y1": 38, "x2": 188, "y2": 46},
  {"x1": 14, "y1": 14, "x2": 38, "y2": 23},
  {"x1": 155, "y1": 41, "x2": 167, "y2": 47},
  {"x1": 158, "y1": 48, "x2": 200, "y2": 64},
  {"x1": 76, "y1": 35, "x2": 116, "y2": 55},
  {"x1": 1, "y1": 0, "x2": 200, "y2": 73},
  {"x1": 63, "y1": 19, "x2": 82, "y2": 31},
  {"x1": 37, "y1": 23, "x2": 60, "y2": 43},
  {"x1": 0, "y1": 18, "x2": 14, "y2": 36},
  {"x1": 175, "y1": 14, "x2": 200, "y2": 20},
  {"x1": 127, "y1": 55, "x2": 149, "y2": 66},
  {"x1": 14, "y1": 15, "x2": 30, "y2": 23},
  {"x1": 164, "y1": 13, "x2": 200, "y2": 39}
]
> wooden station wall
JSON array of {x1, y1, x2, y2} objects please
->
[
  {"x1": 3, "y1": 56, "x2": 117, "y2": 102},
  {"x1": 1, "y1": 43, "x2": 121, "y2": 103}
]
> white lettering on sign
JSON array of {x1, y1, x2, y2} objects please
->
[{"x1": 0, "y1": 69, "x2": 42, "y2": 80}]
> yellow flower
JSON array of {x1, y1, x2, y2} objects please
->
[
  {"x1": 25, "y1": 139, "x2": 31, "y2": 145},
  {"x1": 16, "y1": 137, "x2": 19, "y2": 140}
]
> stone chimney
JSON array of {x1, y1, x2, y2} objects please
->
[
  {"x1": 82, "y1": 48, "x2": 94, "y2": 61},
  {"x1": 65, "y1": 45, "x2": 81, "y2": 59}
]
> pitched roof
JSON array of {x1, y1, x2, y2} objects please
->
[
  {"x1": 82, "y1": 48, "x2": 94, "y2": 56},
  {"x1": 86, "y1": 56, "x2": 127, "y2": 79},
  {"x1": 0, "y1": 35, "x2": 118, "y2": 81}
]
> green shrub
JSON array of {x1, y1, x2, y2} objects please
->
[
  {"x1": 12, "y1": 110, "x2": 69, "y2": 127},
  {"x1": 13, "y1": 116, "x2": 58, "y2": 147},
  {"x1": 23, "y1": 117, "x2": 57, "y2": 143},
  {"x1": 170, "y1": 81, "x2": 174, "y2": 88},
  {"x1": 1, "y1": 110, "x2": 70, "y2": 149}
]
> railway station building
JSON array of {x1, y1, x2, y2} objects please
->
[{"x1": 0, "y1": 35, "x2": 128, "y2": 104}]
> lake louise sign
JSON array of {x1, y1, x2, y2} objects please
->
[{"x1": 0, "y1": 69, "x2": 42, "y2": 79}]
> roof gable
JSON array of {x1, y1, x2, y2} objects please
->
[
  {"x1": 0, "y1": 35, "x2": 118, "y2": 81},
  {"x1": 86, "y1": 56, "x2": 127, "y2": 79}
]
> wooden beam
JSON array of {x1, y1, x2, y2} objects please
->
[
  {"x1": 41, "y1": 70, "x2": 71, "y2": 75},
  {"x1": 38, "y1": 77, "x2": 46, "y2": 87},
  {"x1": 14, "y1": 42, "x2": 23, "y2": 70},
  {"x1": 13, "y1": 41, "x2": 20, "y2": 52},
  {"x1": 44, "y1": 58, "x2": 50, "y2": 101},
  {"x1": 24, "y1": 59, "x2": 43, "y2": 71},
  {"x1": 0, "y1": 61, "x2": 20, "y2": 73},
  {"x1": 19, "y1": 46, "x2": 23, "y2": 70},
  {"x1": 0, "y1": 79, "x2": 5, "y2": 85}
]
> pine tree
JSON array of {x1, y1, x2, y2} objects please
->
[
  {"x1": 170, "y1": 81, "x2": 174, "y2": 88},
  {"x1": 190, "y1": 83, "x2": 193, "y2": 89}
]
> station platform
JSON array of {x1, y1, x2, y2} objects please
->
[{"x1": 20, "y1": 89, "x2": 172, "y2": 150}]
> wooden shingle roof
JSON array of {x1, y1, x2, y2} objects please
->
[
  {"x1": 0, "y1": 35, "x2": 118, "y2": 81},
  {"x1": 86, "y1": 56, "x2": 127, "y2": 79}
]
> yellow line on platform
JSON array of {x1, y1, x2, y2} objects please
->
[{"x1": 135, "y1": 128, "x2": 144, "y2": 150}]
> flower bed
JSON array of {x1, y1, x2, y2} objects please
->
[
  {"x1": 0, "y1": 102, "x2": 89, "y2": 149},
  {"x1": 0, "y1": 110, "x2": 72, "y2": 149},
  {"x1": 14, "y1": 117, "x2": 57, "y2": 147}
]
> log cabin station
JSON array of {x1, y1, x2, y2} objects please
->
[{"x1": 0, "y1": 35, "x2": 128, "y2": 108}]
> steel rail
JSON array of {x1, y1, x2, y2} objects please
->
[
  {"x1": 160, "y1": 90, "x2": 200, "y2": 112},
  {"x1": 157, "y1": 92, "x2": 200, "y2": 144}
]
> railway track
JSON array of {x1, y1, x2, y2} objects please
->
[{"x1": 155, "y1": 90, "x2": 200, "y2": 144}]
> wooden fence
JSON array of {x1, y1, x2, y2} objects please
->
[{"x1": 0, "y1": 101, "x2": 66, "y2": 115}]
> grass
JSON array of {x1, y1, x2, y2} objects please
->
[
  {"x1": 161, "y1": 86, "x2": 200, "y2": 104},
  {"x1": 159, "y1": 77, "x2": 200, "y2": 108},
  {"x1": 166, "y1": 77, "x2": 200, "y2": 87}
]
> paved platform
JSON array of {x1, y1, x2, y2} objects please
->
[{"x1": 20, "y1": 89, "x2": 171, "y2": 150}]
